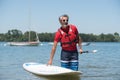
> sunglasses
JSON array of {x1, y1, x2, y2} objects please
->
[{"x1": 61, "y1": 19, "x2": 68, "y2": 22}]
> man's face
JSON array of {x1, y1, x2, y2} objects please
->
[{"x1": 59, "y1": 17, "x2": 68, "y2": 27}]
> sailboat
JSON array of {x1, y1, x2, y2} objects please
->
[
  {"x1": 8, "y1": 1, "x2": 40, "y2": 46},
  {"x1": 8, "y1": 32, "x2": 40, "y2": 46}
]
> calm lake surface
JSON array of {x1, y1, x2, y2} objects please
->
[{"x1": 0, "y1": 42, "x2": 120, "y2": 80}]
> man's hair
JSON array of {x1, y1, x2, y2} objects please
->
[{"x1": 59, "y1": 14, "x2": 69, "y2": 21}]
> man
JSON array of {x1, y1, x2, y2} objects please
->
[{"x1": 47, "y1": 14, "x2": 82, "y2": 71}]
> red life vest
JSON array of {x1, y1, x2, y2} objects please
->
[{"x1": 58, "y1": 25, "x2": 79, "y2": 48}]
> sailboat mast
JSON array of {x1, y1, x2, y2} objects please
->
[{"x1": 28, "y1": 0, "x2": 31, "y2": 42}]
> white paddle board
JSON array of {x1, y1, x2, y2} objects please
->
[{"x1": 23, "y1": 62, "x2": 82, "y2": 76}]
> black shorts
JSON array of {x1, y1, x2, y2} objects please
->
[{"x1": 61, "y1": 50, "x2": 79, "y2": 71}]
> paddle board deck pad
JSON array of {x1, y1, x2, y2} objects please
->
[{"x1": 23, "y1": 62, "x2": 82, "y2": 76}]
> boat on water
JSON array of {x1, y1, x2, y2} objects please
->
[
  {"x1": 81, "y1": 42, "x2": 90, "y2": 46},
  {"x1": 8, "y1": 41, "x2": 39, "y2": 46},
  {"x1": 8, "y1": 32, "x2": 40, "y2": 46},
  {"x1": 7, "y1": 1, "x2": 40, "y2": 46}
]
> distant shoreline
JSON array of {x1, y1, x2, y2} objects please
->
[{"x1": 0, "y1": 29, "x2": 120, "y2": 42}]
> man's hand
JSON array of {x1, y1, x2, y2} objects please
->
[
  {"x1": 47, "y1": 59, "x2": 52, "y2": 66},
  {"x1": 80, "y1": 49, "x2": 83, "y2": 54}
]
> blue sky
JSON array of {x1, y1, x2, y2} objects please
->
[{"x1": 0, "y1": 0, "x2": 120, "y2": 34}]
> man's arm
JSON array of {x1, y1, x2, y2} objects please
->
[
  {"x1": 47, "y1": 41, "x2": 58, "y2": 65},
  {"x1": 78, "y1": 36, "x2": 83, "y2": 53}
]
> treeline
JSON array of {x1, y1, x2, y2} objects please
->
[{"x1": 0, "y1": 29, "x2": 120, "y2": 42}]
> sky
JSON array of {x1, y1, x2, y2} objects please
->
[{"x1": 0, "y1": 0, "x2": 120, "y2": 34}]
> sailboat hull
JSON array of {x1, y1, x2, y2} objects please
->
[{"x1": 8, "y1": 42, "x2": 39, "y2": 46}]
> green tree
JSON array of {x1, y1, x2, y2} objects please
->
[
  {"x1": 0, "y1": 33, "x2": 5, "y2": 41},
  {"x1": 114, "y1": 32, "x2": 120, "y2": 42},
  {"x1": 5, "y1": 29, "x2": 23, "y2": 41}
]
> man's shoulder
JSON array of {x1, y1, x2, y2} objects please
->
[
  {"x1": 55, "y1": 29, "x2": 62, "y2": 35},
  {"x1": 69, "y1": 24, "x2": 77, "y2": 30},
  {"x1": 69, "y1": 24, "x2": 77, "y2": 28}
]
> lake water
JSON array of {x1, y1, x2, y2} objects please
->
[{"x1": 0, "y1": 42, "x2": 120, "y2": 80}]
